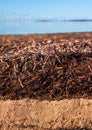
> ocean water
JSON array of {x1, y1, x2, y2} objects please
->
[{"x1": 0, "y1": 20, "x2": 92, "y2": 34}]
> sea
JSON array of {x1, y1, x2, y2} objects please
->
[{"x1": 0, "y1": 19, "x2": 92, "y2": 34}]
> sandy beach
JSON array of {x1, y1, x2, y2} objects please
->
[{"x1": 0, "y1": 32, "x2": 92, "y2": 129}]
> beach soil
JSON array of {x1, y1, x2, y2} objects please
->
[{"x1": 0, "y1": 33, "x2": 92, "y2": 129}]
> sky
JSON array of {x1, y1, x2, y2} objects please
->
[{"x1": 0, "y1": 0, "x2": 92, "y2": 19}]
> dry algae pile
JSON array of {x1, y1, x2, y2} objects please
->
[{"x1": 0, "y1": 34, "x2": 92, "y2": 100}]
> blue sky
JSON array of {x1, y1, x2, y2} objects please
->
[{"x1": 0, "y1": 0, "x2": 92, "y2": 19}]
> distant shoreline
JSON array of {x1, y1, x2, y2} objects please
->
[
  {"x1": 36, "y1": 19, "x2": 92, "y2": 22},
  {"x1": 1, "y1": 17, "x2": 92, "y2": 22}
]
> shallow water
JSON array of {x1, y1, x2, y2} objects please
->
[{"x1": 0, "y1": 20, "x2": 92, "y2": 34}]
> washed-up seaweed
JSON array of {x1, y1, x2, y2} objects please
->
[{"x1": 0, "y1": 33, "x2": 92, "y2": 100}]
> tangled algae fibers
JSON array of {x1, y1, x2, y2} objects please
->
[{"x1": 0, "y1": 33, "x2": 92, "y2": 100}]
